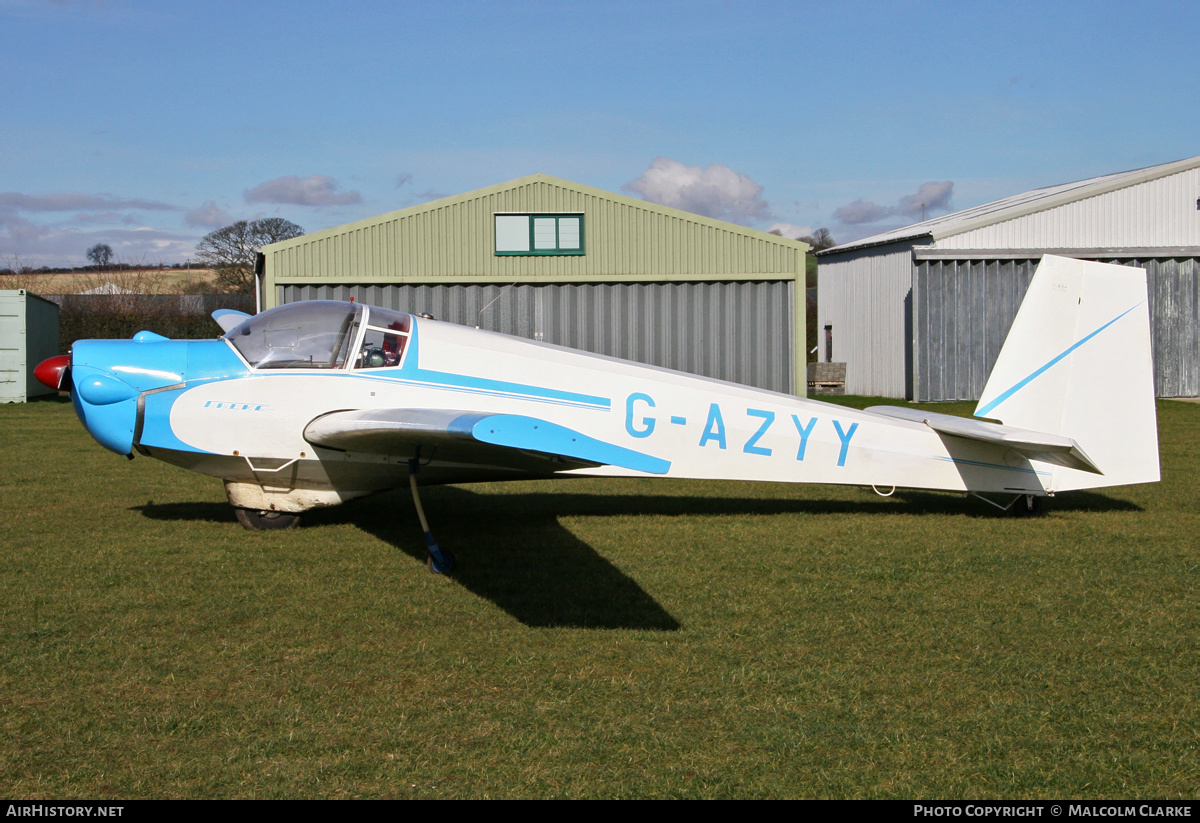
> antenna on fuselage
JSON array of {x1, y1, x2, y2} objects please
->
[{"x1": 476, "y1": 282, "x2": 518, "y2": 328}]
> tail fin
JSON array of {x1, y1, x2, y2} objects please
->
[{"x1": 974, "y1": 255, "x2": 1159, "y2": 491}]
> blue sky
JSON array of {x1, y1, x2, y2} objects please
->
[{"x1": 3, "y1": 0, "x2": 1198, "y2": 267}]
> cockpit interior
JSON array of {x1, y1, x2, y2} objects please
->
[{"x1": 223, "y1": 301, "x2": 413, "y2": 371}]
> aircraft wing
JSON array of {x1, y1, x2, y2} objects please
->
[
  {"x1": 866, "y1": 405, "x2": 1102, "y2": 474},
  {"x1": 303, "y1": 409, "x2": 671, "y2": 475}
]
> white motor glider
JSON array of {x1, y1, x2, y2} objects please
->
[{"x1": 36, "y1": 255, "x2": 1159, "y2": 572}]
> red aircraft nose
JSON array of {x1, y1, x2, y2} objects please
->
[{"x1": 35, "y1": 355, "x2": 71, "y2": 390}]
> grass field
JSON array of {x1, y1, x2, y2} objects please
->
[{"x1": 1, "y1": 396, "x2": 1196, "y2": 799}]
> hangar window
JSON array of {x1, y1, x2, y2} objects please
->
[{"x1": 495, "y1": 213, "x2": 584, "y2": 256}]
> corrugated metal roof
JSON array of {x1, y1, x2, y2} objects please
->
[{"x1": 819, "y1": 155, "x2": 1200, "y2": 256}]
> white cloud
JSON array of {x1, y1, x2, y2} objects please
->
[
  {"x1": 896, "y1": 181, "x2": 954, "y2": 217},
  {"x1": 70, "y1": 212, "x2": 139, "y2": 226},
  {"x1": 623, "y1": 157, "x2": 773, "y2": 223},
  {"x1": 185, "y1": 200, "x2": 234, "y2": 229},
  {"x1": 0, "y1": 209, "x2": 198, "y2": 268},
  {"x1": 834, "y1": 181, "x2": 954, "y2": 225},
  {"x1": 834, "y1": 198, "x2": 891, "y2": 225},
  {"x1": 243, "y1": 174, "x2": 362, "y2": 206},
  {"x1": 0, "y1": 211, "x2": 53, "y2": 247},
  {"x1": 766, "y1": 222, "x2": 813, "y2": 240},
  {"x1": 0, "y1": 192, "x2": 177, "y2": 212}
]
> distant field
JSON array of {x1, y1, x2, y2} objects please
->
[
  {"x1": 2, "y1": 268, "x2": 220, "y2": 294},
  {"x1": 0, "y1": 397, "x2": 1196, "y2": 799}
]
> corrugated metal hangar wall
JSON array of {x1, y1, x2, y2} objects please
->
[
  {"x1": 281, "y1": 280, "x2": 794, "y2": 394},
  {"x1": 815, "y1": 242, "x2": 917, "y2": 398},
  {"x1": 264, "y1": 174, "x2": 808, "y2": 394},
  {"x1": 912, "y1": 254, "x2": 1199, "y2": 401}
]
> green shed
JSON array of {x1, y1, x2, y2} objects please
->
[{"x1": 0, "y1": 290, "x2": 61, "y2": 403}]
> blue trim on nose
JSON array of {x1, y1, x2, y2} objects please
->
[
  {"x1": 71, "y1": 384, "x2": 137, "y2": 455},
  {"x1": 186, "y1": 339, "x2": 250, "y2": 384},
  {"x1": 75, "y1": 367, "x2": 138, "y2": 406},
  {"x1": 69, "y1": 338, "x2": 249, "y2": 456},
  {"x1": 72, "y1": 339, "x2": 187, "y2": 392}
]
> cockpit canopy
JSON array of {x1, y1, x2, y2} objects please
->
[{"x1": 223, "y1": 301, "x2": 413, "y2": 370}]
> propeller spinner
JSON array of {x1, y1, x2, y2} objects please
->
[{"x1": 34, "y1": 354, "x2": 71, "y2": 391}]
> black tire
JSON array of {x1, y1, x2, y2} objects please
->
[
  {"x1": 1009, "y1": 495, "x2": 1044, "y2": 518},
  {"x1": 234, "y1": 507, "x2": 300, "y2": 530}
]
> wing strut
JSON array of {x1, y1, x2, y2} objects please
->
[{"x1": 408, "y1": 451, "x2": 455, "y2": 574}]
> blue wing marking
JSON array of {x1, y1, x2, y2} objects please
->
[{"x1": 469, "y1": 415, "x2": 671, "y2": 475}]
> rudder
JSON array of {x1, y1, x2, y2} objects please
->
[{"x1": 974, "y1": 255, "x2": 1159, "y2": 491}]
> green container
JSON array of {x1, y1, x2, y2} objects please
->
[{"x1": 0, "y1": 290, "x2": 61, "y2": 402}]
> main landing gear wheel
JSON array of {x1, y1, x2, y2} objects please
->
[
  {"x1": 234, "y1": 507, "x2": 301, "y2": 530},
  {"x1": 1008, "y1": 494, "x2": 1044, "y2": 518},
  {"x1": 427, "y1": 549, "x2": 456, "y2": 575}
]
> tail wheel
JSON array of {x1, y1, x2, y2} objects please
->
[
  {"x1": 234, "y1": 507, "x2": 301, "y2": 530},
  {"x1": 1009, "y1": 495, "x2": 1044, "y2": 518}
]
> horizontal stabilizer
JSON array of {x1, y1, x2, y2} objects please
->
[
  {"x1": 304, "y1": 408, "x2": 670, "y2": 474},
  {"x1": 866, "y1": 405, "x2": 1101, "y2": 474}
]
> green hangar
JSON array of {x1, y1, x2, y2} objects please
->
[{"x1": 259, "y1": 174, "x2": 809, "y2": 395}]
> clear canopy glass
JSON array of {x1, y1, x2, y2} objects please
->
[
  {"x1": 223, "y1": 301, "x2": 416, "y2": 370},
  {"x1": 223, "y1": 301, "x2": 363, "y2": 369}
]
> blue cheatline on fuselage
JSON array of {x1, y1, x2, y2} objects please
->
[{"x1": 384, "y1": 316, "x2": 611, "y2": 410}]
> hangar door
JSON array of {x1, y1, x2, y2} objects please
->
[
  {"x1": 913, "y1": 257, "x2": 1199, "y2": 401},
  {"x1": 279, "y1": 280, "x2": 795, "y2": 394}
]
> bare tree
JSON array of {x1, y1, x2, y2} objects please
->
[
  {"x1": 195, "y1": 218, "x2": 304, "y2": 293},
  {"x1": 766, "y1": 227, "x2": 837, "y2": 252},
  {"x1": 799, "y1": 228, "x2": 836, "y2": 251},
  {"x1": 86, "y1": 243, "x2": 114, "y2": 270}
]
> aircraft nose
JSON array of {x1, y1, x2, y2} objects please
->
[
  {"x1": 34, "y1": 354, "x2": 71, "y2": 391},
  {"x1": 69, "y1": 365, "x2": 139, "y2": 455},
  {"x1": 64, "y1": 337, "x2": 196, "y2": 457}
]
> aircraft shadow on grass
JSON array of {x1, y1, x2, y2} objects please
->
[{"x1": 133, "y1": 484, "x2": 1138, "y2": 630}]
